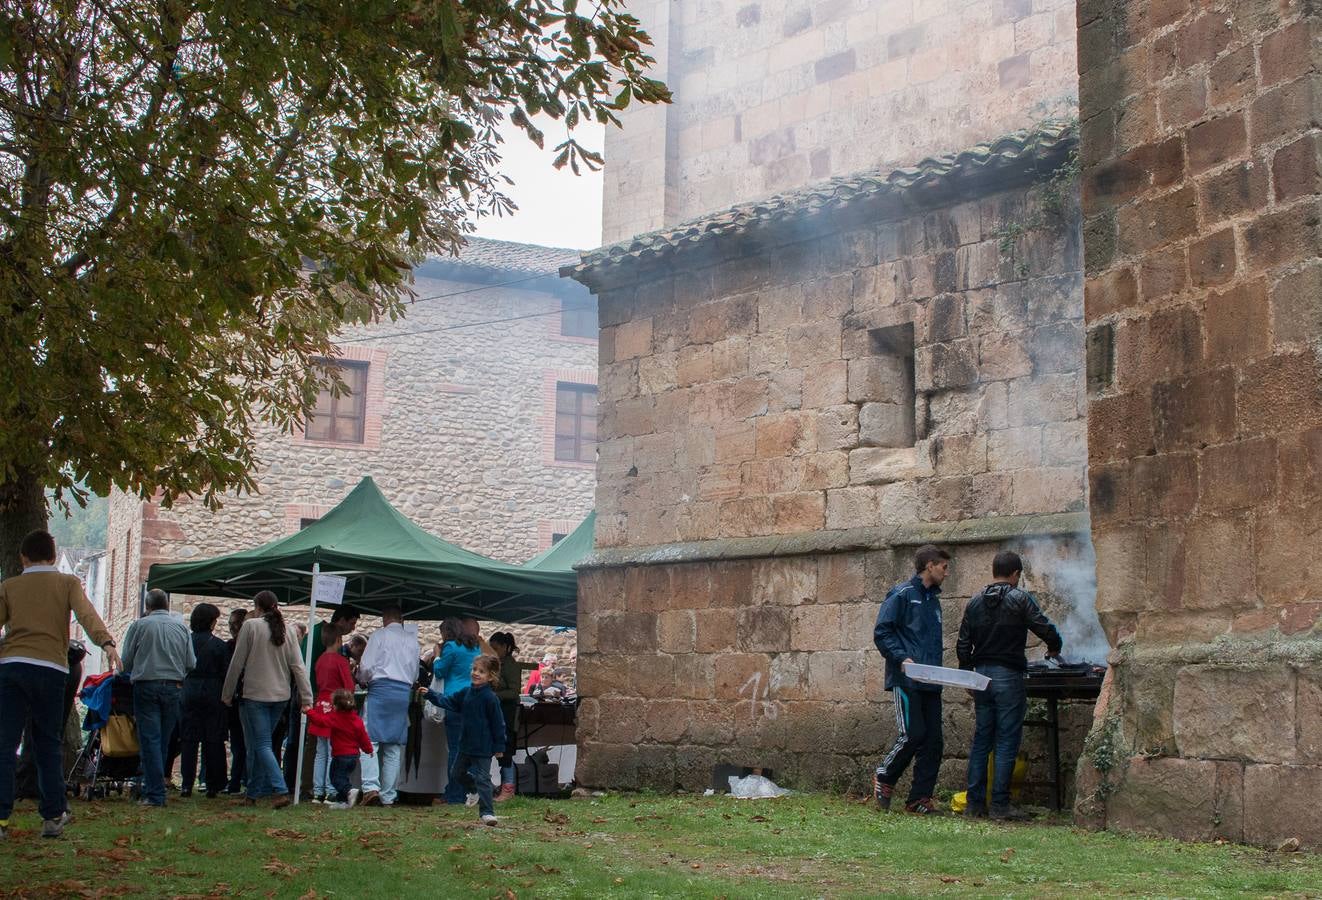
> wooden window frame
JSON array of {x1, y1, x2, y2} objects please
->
[
  {"x1": 306, "y1": 360, "x2": 369, "y2": 445},
  {"x1": 554, "y1": 382, "x2": 597, "y2": 463}
]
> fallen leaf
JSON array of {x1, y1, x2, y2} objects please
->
[
  {"x1": 591, "y1": 817, "x2": 607, "y2": 824},
  {"x1": 613, "y1": 878, "x2": 624, "y2": 885},
  {"x1": 77, "y1": 847, "x2": 144, "y2": 862},
  {"x1": 543, "y1": 810, "x2": 569, "y2": 825},
  {"x1": 691, "y1": 863, "x2": 702, "y2": 870},
  {"x1": 448, "y1": 844, "x2": 464, "y2": 852},
  {"x1": 262, "y1": 859, "x2": 299, "y2": 879},
  {"x1": 1277, "y1": 837, "x2": 1301, "y2": 853},
  {"x1": 265, "y1": 828, "x2": 308, "y2": 841},
  {"x1": 1000, "y1": 848, "x2": 1016, "y2": 864},
  {"x1": 533, "y1": 865, "x2": 561, "y2": 875},
  {"x1": 750, "y1": 815, "x2": 768, "y2": 822},
  {"x1": 940, "y1": 876, "x2": 959, "y2": 884},
  {"x1": 299, "y1": 891, "x2": 320, "y2": 900}
]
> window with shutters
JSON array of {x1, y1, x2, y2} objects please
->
[
  {"x1": 554, "y1": 382, "x2": 597, "y2": 463},
  {"x1": 306, "y1": 361, "x2": 368, "y2": 444}
]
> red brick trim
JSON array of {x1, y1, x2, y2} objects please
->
[
  {"x1": 540, "y1": 368, "x2": 598, "y2": 470},
  {"x1": 296, "y1": 344, "x2": 388, "y2": 450},
  {"x1": 538, "y1": 518, "x2": 582, "y2": 551},
  {"x1": 548, "y1": 295, "x2": 599, "y2": 345},
  {"x1": 284, "y1": 502, "x2": 335, "y2": 534}
]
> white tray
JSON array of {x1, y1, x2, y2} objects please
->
[{"x1": 903, "y1": 661, "x2": 990, "y2": 691}]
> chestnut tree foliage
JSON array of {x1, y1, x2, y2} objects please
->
[{"x1": 0, "y1": 0, "x2": 667, "y2": 573}]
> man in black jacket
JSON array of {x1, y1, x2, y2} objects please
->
[{"x1": 956, "y1": 550, "x2": 1062, "y2": 821}]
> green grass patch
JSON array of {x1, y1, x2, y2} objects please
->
[{"x1": 1, "y1": 792, "x2": 1318, "y2": 898}]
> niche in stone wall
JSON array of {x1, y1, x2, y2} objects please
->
[{"x1": 857, "y1": 322, "x2": 916, "y2": 448}]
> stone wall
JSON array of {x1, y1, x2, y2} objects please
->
[
  {"x1": 576, "y1": 156, "x2": 1099, "y2": 794},
  {"x1": 593, "y1": 184, "x2": 1086, "y2": 552},
  {"x1": 603, "y1": 0, "x2": 1079, "y2": 242},
  {"x1": 1075, "y1": 0, "x2": 1322, "y2": 847},
  {"x1": 104, "y1": 265, "x2": 597, "y2": 649}
]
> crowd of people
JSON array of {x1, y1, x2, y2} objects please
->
[{"x1": 0, "y1": 529, "x2": 550, "y2": 839}]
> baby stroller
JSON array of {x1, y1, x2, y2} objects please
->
[{"x1": 68, "y1": 673, "x2": 141, "y2": 801}]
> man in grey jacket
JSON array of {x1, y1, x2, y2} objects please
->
[{"x1": 121, "y1": 589, "x2": 194, "y2": 807}]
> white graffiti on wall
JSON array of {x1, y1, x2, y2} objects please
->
[{"x1": 738, "y1": 671, "x2": 779, "y2": 721}]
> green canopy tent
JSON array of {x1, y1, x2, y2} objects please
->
[
  {"x1": 146, "y1": 476, "x2": 577, "y2": 626},
  {"x1": 522, "y1": 511, "x2": 594, "y2": 572}
]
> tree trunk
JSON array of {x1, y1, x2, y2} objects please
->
[{"x1": 0, "y1": 468, "x2": 48, "y2": 578}]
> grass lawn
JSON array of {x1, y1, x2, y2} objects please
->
[{"x1": 0, "y1": 792, "x2": 1318, "y2": 899}]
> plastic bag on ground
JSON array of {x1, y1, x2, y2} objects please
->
[{"x1": 728, "y1": 774, "x2": 791, "y2": 798}]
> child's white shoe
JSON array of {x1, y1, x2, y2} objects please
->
[
  {"x1": 481, "y1": 814, "x2": 498, "y2": 826},
  {"x1": 347, "y1": 789, "x2": 359, "y2": 808},
  {"x1": 328, "y1": 801, "x2": 351, "y2": 810},
  {"x1": 465, "y1": 793, "x2": 479, "y2": 807}
]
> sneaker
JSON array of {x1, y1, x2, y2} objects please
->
[
  {"x1": 179, "y1": 789, "x2": 192, "y2": 799},
  {"x1": 494, "y1": 784, "x2": 515, "y2": 803},
  {"x1": 990, "y1": 804, "x2": 1032, "y2": 822},
  {"x1": 347, "y1": 789, "x2": 360, "y2": 808},
  {"x1": 464, "y1": 793, "x2": 479, "y2": 808},
  {"x1": 481, "y1": 814, "x2": 498, "y2": 827},
  {"x1": 964, "y1": 802, "x2": 988, "y2": 819},
  {"x1": 904, "y1": 797, "x2": 944, "y2": 816},
  {"x1": 360, "y1": 790, "x2": 381, "y2": 807},
  {"x1": 327, "y1": 802, "x2": 351, "y2": 810},
  {"x1": 873, "y1": 775, "x2": 894, "y2": 812},
  {"x1": 311, "y1": 795, "x2": 325, "y2": 804},
  {"x1": 42, "y1": 811, "x2": 72, "y2": 839},
  {"x1": 137, "y1": 799, "x2": 165, "y2": 808}
]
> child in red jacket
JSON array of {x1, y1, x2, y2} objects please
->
[{"x1": 305, "y1": 689, "x2": 373, "y2": 809}]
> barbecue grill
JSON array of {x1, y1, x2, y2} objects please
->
[{"x1": 1023, "y1": 661, "x2": 1106, "y2": 810}]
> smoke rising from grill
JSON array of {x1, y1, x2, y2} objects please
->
[{"x1": 1020, "y1": 531, "x2": 1111, "y2": 664}]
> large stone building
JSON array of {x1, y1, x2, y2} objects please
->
[
  {"x1": 105, "y1": 237, "x2": 598, "y2": 655},
  {"x1": 1073, "y1": 0, "x2": 1322, "y2": 848},
  {"x1": 571, "y1": 0, "x2": 1321, "y2": 847}
]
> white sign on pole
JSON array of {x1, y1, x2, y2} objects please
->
[{"x1": 311, "y1": 573, "x2": 347, "y2": 606}]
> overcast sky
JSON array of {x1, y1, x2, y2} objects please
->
[{"x1": 466, "y1": 115, "x2": 606, "y2": 250}]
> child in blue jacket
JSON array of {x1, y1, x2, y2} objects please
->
[{"x1": 420, "y1": 655, "x2": 507, "y2": 825}]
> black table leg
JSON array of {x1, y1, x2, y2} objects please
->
[{"x1": 1047, "y1": 696, "x2": 1061, "y2": 811}]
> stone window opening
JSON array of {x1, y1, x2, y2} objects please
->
[
  {"x1": 560, "y1": 297, "x2": 598, "y2": 338},
  {"x1": 306, "y1": 360, "x2": 369, "y2": 444},
  {"x1": 554, "y1": 382, "x2": 598, "y2": 463},
  {"x1": 550, "y1": 531, "x2": 568, "y2": 544},
  {"x1": 857, "y1": 322, "x2": 917, "y2": 447},
  {"x1": 299, "y1": 517, "x2": 320, "y2": 530}
]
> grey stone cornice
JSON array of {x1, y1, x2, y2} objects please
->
[{"x1": 576, "y1": 511, "x2": 1091, "y2": 570}]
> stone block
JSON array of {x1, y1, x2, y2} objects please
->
[
  {"x1": 718, "y1": 496, "x2": 775, "y2": 538},
  {"x1": 1208, "y1": 44, "x2": 1255, "y2": 108},
  {"x1": 1153, "y1": 368, "x2": 1236, "y2": 452},
  {"x1": 624, "y1": 564, "x2": 673, "y2": 613},
  {"x1": 849, "y1": 446, "x2": 930, "y2": 485},
  {"x1": 1115, "y1": 306, "x2": 1203, "y2": 391},
  {"x1": 1115, "y1": 186, "x2": 1197, "y2": 256},
  {"x1": 1187, "y1": 112, "x2": 1246, "y2": 174},
  {"x1": 786, "y1": 320, "x2": 843, "y2": 367},
  {"x1": 1249, "y1": 75, "x2": 1322, "y2": 148},
  {"x1": 642, "y1": 699, "x2": 690, "y2": 744},
  {"x1": 1084, "y1": 267, "x2": 1137, "y2": 319},
  {"x1": 1260, "y1": 20, "x2": 1313, "y2": 87},
  {"x1": 801, "y1": 450, "x2": 850, "y2": 489},
  {"x1": 1029, "y1": 321, "x2": 1084, "y2": 376},
  {"x1": 689, "y1": 294, "x2": 759, "y2": 344},
  {"x1": 768, "y1": 651, "x2": 810, "y2": 702},
  {"x1": 1237, "y1": 350, "x2": 1322, "y2": 437},
  {"x1": 1183, "y1": 514, "x2": 1255, "y2": 611},
  {"x1": 1299, "y1": 671, "x2": 1322, "y2": 763},
  {"x1": 1106, "y1": 757, "x2": 1231, "y2": 842},
  {"x1": 1243, "y1": 202, "x2": 1322, "y2": 272},
  {"x1": 1042, "y1": 420, "x2": 1087, "y2": 466},
  {"x1": 752, "y1": 557, "x2": 817, "y2": 605},
  {"x1": 1199, "y1": 438, "x2": 1276, "y2": 511},
  {"x1": 1197, "y1": 162, "x2": 1268, "y2": 225},
  {"x1": 988, "y1": 425, "x2": 1042, "y2": 470},
  {"x1": 1175, "y1": 12, "x2": 1232, "y2": 67},
  {"x1": 1188, "y1": 228, "x2": 1236, "y2": 287},
  {"x1": 1254, "y1": 504, "x2": 1322, "y2": 606},
  {"x1": 771, "y1": 490, "x2": 826, "y2": 532},
  {"x1": 1131, "y1": 450, "x2": 1197, "y2": 518},
  {"x1": 780, "y1": 700, "x2": 839, "y2": 753},
  {"x1": 826, "y1": 485, "x2": 879, "y2": 529},
  {"x1": 714, "y1": 652, "x2": 771, "y2": 700},
  {"x1": 714, "y1": 421, "x2": 757, "y2": 463},
  {"x1": 1272, "y1": 133, "x2": 1322, "y2": 203},
  {"x1": 1277, "y1": 427, "x2": 1322, "y2": 508},
  {"x1": 1173, "y1": 665, "x2": 1297, "y2": 763},
  {"x1": 1007, "y1": 374, "x2": 1081, "y2": 427},
  {"x1": 755, "y1": 411, "x2": 814, "y2": 458},
  {"x1": 801, "y1": 359, "x2": 848, "y2": 407},
  {"x1": 597, "y1": 611, "x2": 658, "y2": 654},
  {"x1": 674, "y1": 655, "x2": 716, "y2": 700},
  {"x1": 1204, "y1": 278, "x2": 1269, "y2": 365},
  {"x1": 807, "y1": 651, "x2": 868, "y2": 701},
  {"x1": 711, "y1": 560, "x2": 755, "y2": 608},
  {"x1": 698, "y1": 600, "x2": 740, "y2": 650},
  {"x1": 848, "y1": 356, "x2": 911, "y2": 404},
  {"x1": 1137, "y1": 246, "x2": 1188, "y2": 303},
  {"x1": 614, "y1": 317, "x2": 653, "y2": 360},
  {"x1": 711, "y1": 337, "x2": 750, "y2": 381},
  {"x1": 858, "y1": 402, "x2": 915, "y2": 448},
  {"x1": 976, "y1": 331, "x2": 1033, "y2": 381},
  {"x1": 815, "y1": 404, "x2": 860, "y2": 451},
  {"x1": 1243, "y1": 764, "x2": 1322, "y2": 848},
  {"x1": 748, "y1": 331, "x2": 789, "y2": 375},
  {"x1": 1011, "y1": 466, "x2": 1084, "y2": 514},
  {"x1": 791, "y1": 603, "x2": 842, "y2": 652},
  {"x1": 916, "y1": 340, "x2": 978, "y2": 391},
  {"x1": 1271, "y1": 261, "x2": 1322, "y2": 349},
  {"x1": 657, "y1": 609, "x2": 696, "y2": 654},
  {"x1": 577, "y1": 741, "x2": 639, "y2": 789}
]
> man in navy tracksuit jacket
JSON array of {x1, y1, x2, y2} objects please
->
[{"x1": 872, "y1": 544, "x2": 951, "y2": 815}]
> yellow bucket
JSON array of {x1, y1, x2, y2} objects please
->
[{"x1": 950, "y1": 754, "x2": 1028, "y2": 812}]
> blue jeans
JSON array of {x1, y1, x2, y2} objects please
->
[
  {"x1": 443, "y1": 717, "x2": 465, "y2": 804},
  {"x1": 313, "y1": 736, "x2": 331, "y2": 798},
  {"x1": 966, "y1": 664, "x2": 1028, "y2": 809},
  {"x1": 359, "y1": 743, "x2": 402, "y2": 804},
  {"x1": 329, "y1": 755, "x2": 357, "y2": 803},
  {"x1": 452, "y1": 753, "x2": 494, "y2": 817},
  {"x1": 239, "y1": 700, "x2": 288, "y2": 799},
  {"x1": 0, "y1": 663, "x2": 67, "y2": 820},
  {"x1": 133, "y1": 680, "x2": 182, "y2": 806}
]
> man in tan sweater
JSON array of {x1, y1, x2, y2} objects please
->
[{"x1": 0, "y1": 530, "x2": 121, "y2": 839}]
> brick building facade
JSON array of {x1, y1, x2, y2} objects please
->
[
  {"x1": 105, "y1": 238, "x2": 598, "y2": 659},
  {"x1": 603, "y1": 0, "x2": 1079, "y2": 242},
  {"x1": 567, "y1": 126, "x2": 1100, "y2": 800},
  {"x1": 1073, "y1": 0, "x2": 1322, "y2": 848}
]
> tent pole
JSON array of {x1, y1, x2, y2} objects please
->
[{"x1": 293, "y1": 562, "x2": 319, "y2": 806}]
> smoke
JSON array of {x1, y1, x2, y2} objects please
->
[{"x1": 1019, "y1": 532, "x2": 1111, "y2": 664}]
